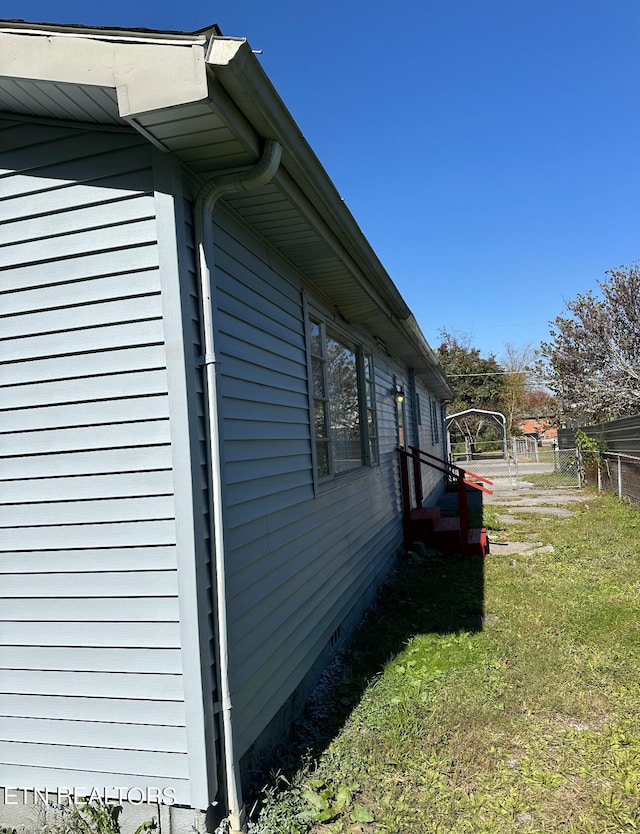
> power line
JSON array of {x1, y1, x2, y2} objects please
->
[{"x1": 446, "y1": 370, "x2": 545, "y2": 378}]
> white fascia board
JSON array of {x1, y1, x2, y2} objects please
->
[
  {"x1": 0, "y1": 19, "x2": 213, "y2": 43},
  {"x1": 206, "y1": 37, "x2": 412, "y2": 320},
  {"x1": 0, "y1": 31, "x2": 208, "y2": 118},
  {"x1": 400, "y1": 315, "x2": 455, "y2": 399},
  {"x1": 207, "y1": 37, "x2": 452, "y2": 393}
]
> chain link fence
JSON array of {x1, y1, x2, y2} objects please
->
[
  {"x1": 583, "y1": 452, "x2": 640, "y2": 508},
  {"x1": 556, "y1": 414, "x2": 640, "y2": 506},
  {"x1": 451, "y1": 440, "x2": 581, "y2": 492}
]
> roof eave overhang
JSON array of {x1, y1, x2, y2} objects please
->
[
  {"x1": 0, "y1": 22, "x2": 452, "y2": 399},
  {"x1": 205, "y1": 37, "x2": 412, "y2": 320},
  {"x1": 204, "y1": 38, "x2": 452, "y2": 398},
  {"x1": 0, "y1": 26, "x2": 210, "y2": 118}
]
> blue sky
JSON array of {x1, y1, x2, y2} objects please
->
[{"x1": 4, "y1": 1, "x2": 639, "y2": 362}]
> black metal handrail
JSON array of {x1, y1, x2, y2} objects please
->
[
  {"x1": 407, "y1": 446, "x2": 492, "y2": 497},
  {"x1": 399, "y1": 446, "x2": 493, "y2": 547}
]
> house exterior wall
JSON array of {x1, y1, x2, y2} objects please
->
[
  {"x1": 0, "y1": 112, "x2": 449, "y2": 817},
  {"x1": 414, "y1": 382, "x2": 449, "y2": 505},
  {"x1": 205, "y1": 204, "x2": 448, "y2": 757},
  {"x1": 0, "y1": 120, "x2": 211, "y2": 807},
  {"x1": 521, "y1": 417, "x2": 558, "y2": 444}
]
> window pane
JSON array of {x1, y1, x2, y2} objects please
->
[
  {"x1": 308, "y1": 320, "x2": 377, "y2": 480},
  {"x1": 314, "y1": 400, "x2": 328, "y2": 438},
  {"x1": 326, "y1": 336, "x2": 359, "y2": 430},
  {"x1": 366, "y1": 382, "x2": 373, "y2": 409},
  {"x1": 327, "y1": 334, "x2": 362, "y2": 472},
  {"x1": 310, "y1": 321, "x2": 322, "y2": 356},
  {"x1": 431, "y1": 399, "x2": 440, "y2": 443},
  {"x1": 312, "y1": 357, "x2": 325, "y2": 397},
  {"x1": 316, "y1": 441, "x2": 330, "y2": 477},
  {"x1": 364, "y1": 354, "x2": 373, "y2": 380},
  {"x1": 367, "y1": 408, "x2": 375, "y2": 433},
  {"x1": 333, "y1": 436, "x2": 363, "y2": 473},
  {"x1": 397, "y1": 396, "x2": 406, "y2": 449}
]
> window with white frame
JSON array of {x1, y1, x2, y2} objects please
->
[
  {"x1": 431, "y1": 397, "x2": 440, "y2": 444},
  {"x1": 309, "y1": 316, "x2": 377, "y2": 479}
]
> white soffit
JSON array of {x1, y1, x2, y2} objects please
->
[{"x1": 0, "y1": 76, "x2": 120, "y2": 123}]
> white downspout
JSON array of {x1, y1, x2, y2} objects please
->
[{"x1": 194, "y1": 139, "x2": 282, "y2": 834}]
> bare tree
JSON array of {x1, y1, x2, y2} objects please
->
[
  {"x1": 499, "y1": 343, "x2": 534, "y2": 437},
  {"x1": 538, "y1": 264, "x2": 640, "y2": 423}
]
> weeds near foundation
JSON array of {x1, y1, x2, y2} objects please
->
[{"x1": 22, "y1": 803, "x2": 156, "y2": 834}]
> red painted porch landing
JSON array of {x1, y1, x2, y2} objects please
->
[
  {"x1": 399, "y1": 447, "x2": 492, "y2": 557},
  {"x1": 407, "y1": 504, "x2": 489, "y2": 557}
]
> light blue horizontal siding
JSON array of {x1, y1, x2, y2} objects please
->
[
  {"x1": 0, "y1": 320, "x2": 165, "y2": 363},
  {"x1": 3, "y1": 293, "x2": 163, "y2": 338},
  {"x1": 0, "y1": 219, "x2": 158, "y2": 270},
  {"x1": 1, "y1": 422, "x2": 172, "y2": 458},
  {"x1": 2, "y1": 267, "x2": 161, "y2": 315},
  {"x1": 4, "y1": 671, "x2": 183, "y2": 700},
  {"x1": 0, "y1": 765, "x2": 188, "y2": 800},
  {"x1": 0, "y1": 742, "x2": 188, "y2": 779},
  {"x1": 3, "y1": 521, "x2": 177, "y2": 551},
  {"x1": 0, "y1": 693, "x2": 185, "y2": 724},
  {"x1": 0, "y1": 120, "x2": 189, "y2": 799},
  {"x1": 0, "y1": 135, "x2": 154, "y2": 198},
  {"x1": 3, "y1": 596, "x2": 179, "y2": 622},
  {"x1": 1, "y1": 717, "x2": 188, "y2": 753},
  {"x1": 1, "y1": 369, "x2": 168, "y2": 409},
  {"x1": 1, "y1": 166, "x2": 156, "y2": 224},
  {"x1": 0, "y1": 471, "x2": 174, "y2": 504},
  {"x1": 0, "y1": 395, "x2": 169, "y2": 433},
  {"x1": 3, "y1": 646, "x2": 182, "y2": 673},
  {"x1": 0, "y1": 193, "x2": 157, "y2": 246},
  {"x1": 413, "y1": 380, "x2": 448, "y2": 502},
  {"x1": 0, "y1": 245, "x2": 161, "y2": 293},
  {"x1": 0, "y1": 344, "x2": 167, "y2": 386},
  {"x1": 1, "y1": 571, "x2": 178, "y2": 597},
  {"x1": 212, "y1": 209, "x2": 426, "y2": 757},
  {"x1": 2, "y1": 446, "x2": 173, "y2": 479},
  {"x1": 0, "y1": 621, "x2": 181, "y2": 649}
]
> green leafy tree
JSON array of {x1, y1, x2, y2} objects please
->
[
  {"x1": 437, "y1": 329, "x2": 503, "y2": 410},
  {"x1": 436, "y1": 330, "x2": 505, "y2": 451}
]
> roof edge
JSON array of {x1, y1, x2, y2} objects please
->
[
  {"x1": 206, "y1": 37, "x2": 451, "y2": 396},
  {"x1": 0, "y1": 18, "x2": 220, "y2": 42},
  {"x1": 400, "y1": 315, "x2": 455, "y2": 399},
  {"x1": 206, "y1": 37, "x2": 413, "y2": 322}
]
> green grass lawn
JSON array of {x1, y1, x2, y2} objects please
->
[{"x1": 252, "y1": 491, "x2": 640, "y2": 834}]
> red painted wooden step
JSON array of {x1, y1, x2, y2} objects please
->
[{"x1": 399, "y1": 446, "x2": 492, "y2": 557}]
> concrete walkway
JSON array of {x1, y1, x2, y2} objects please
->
[
  {"x1": 435, "y1": 483, "x2": 592, "y2": 557},
  {"x1": 486, "y1": 487, "x2": 591, "y2": 556}
]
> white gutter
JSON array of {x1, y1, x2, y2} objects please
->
[
  {"x1": 399, "y1": 314, "x2": 455, "y2": 400},
  {"x1": 194, "y1": 138, "x2": 282, "y2": 834},
  {"x1": 205, "y1": 37, "x2": 413, "y2": 322},
  {"x1": 204, "y1": 38, "x2": 455, "y2": 398}
]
